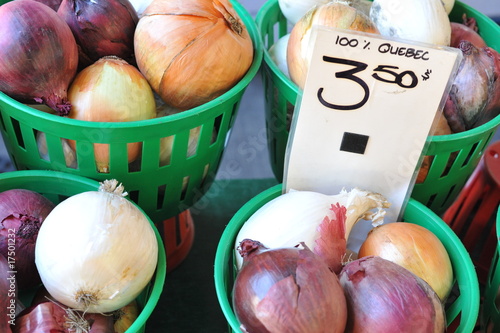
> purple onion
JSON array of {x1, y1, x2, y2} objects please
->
[
  {"x1": 0, "y1": 189, "x2": 55, "y2": 289},
  {"x1": 339, "y1": 256, "x2": 446, "y2": 333}
]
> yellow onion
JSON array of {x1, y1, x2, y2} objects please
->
[
  {"x1": 67, "y1": 56, "x2": 156, "y2": 173},
  {"x1": 358, "y1": 222, "x2": 453, "y2": 301},
  {"x1": 134, "y1": 0, "x2": 254, "y2": 110},
  {"x1": 287, "y1": 1, "x2": 379, "y2": 89}
]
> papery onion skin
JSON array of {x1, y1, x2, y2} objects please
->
[
  {"x1": 287, "y1": 1, "x2": 379, "y2": 89},
  {"x1": 57, "y1": 0, "x2": 139, "y2": 69},
  {"x1": 339, "y1": 256, "x2": 446, "y2": 333},
  {"x1": 450, "y1": 22, "x2": 486, "y2": 49},
  {"x1": 233, "y1": 240, "x2": 347, "y2": 333},
  {"x1": 0, "y1": 0, "x2": 78, "y2": 115},
  {"x1": 0, "y1": 189, "x2": 56, "y2": 289},
  {"x1": 134, "y1": 0, "x2": 254, "y2": 110},
  {"x1": 66, "y1": 56, "x2": 156, "y2": 173},
  {"x1": 358, "y1": 222, "x2": 453, "y2": 301},
  {"x1": 35, "y1": 180, "x2": 158, "y2": 313}
]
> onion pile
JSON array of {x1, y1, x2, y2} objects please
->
[{"x1": 232, "y1": 189, "x2": 451, "y2": 332}]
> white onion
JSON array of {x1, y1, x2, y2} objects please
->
[{"x1": 35, "y1": 180, "x2": 158, "y2": 313}]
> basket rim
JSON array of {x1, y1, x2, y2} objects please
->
[
  {"x1": 0, "y1": 170, "x2": 167, "y2": 332},
  {"x1": 214, "y1": 183, "x2": 481, "y2": 332},
  {"x1": 255, "y1": 0, "x2": 500, "y2": 142},
  {"x1": 0, "y1": 0, "x2": 264, "y2": 130}
]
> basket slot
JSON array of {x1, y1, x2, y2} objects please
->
[
  {"x1": 139, "y1": 138, "x2": 161, "y2": 172},
  {"x1": 41, "y1": 132, "x2": 78, "y2": 169}
]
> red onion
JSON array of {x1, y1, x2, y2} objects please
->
[
  {"x1": 33, "y1": 0, "x2": 62, "y2": 11},
  {"x1": 232, "y1": 239, "x2": 347, "y2": 333},
  {"x1": 0, "y1": 189, "x2": 55, "y2": 289},
  {"x1": 1, "y1": 254, "x2": 14, "y2": 333},
  {"x1": 0, "y1": 0, "x2": 78, "y2": 116},
  {"x1": 450, "y1": 22, "x2": 486, "y2": 49},
  {"x1": 443, "y1": 40, "x2": 496, "y2": 132},
  {"x1": 480, "y1": 47, "x2": 500, "y2": 126},
  {"x1": 57, "y1": 0, "x2": 139, "y2": 69},
  {"x1": 339, "y1": 256, "x2": 446, "y2": 333},
  {"x1": 13, "y1": 296, "x2": 114, "y2": 333}
]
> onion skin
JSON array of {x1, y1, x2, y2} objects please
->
[
  {"x1": 339, "y1": 256, "x2": 446, "y2": 333},
  {"x1": 0, "y1": 189, "x2": 55, "y2": 289},
  {"x1": 0, "y1": 0, "x2": 78, "y2": 116},
  {"x1": 358, "y1": 222, "x2": 453, "y2": 301},
  {"x1": 134, "y1": 0, "x2": 254, "y2": 110},
  {"x1": 233, "y1": 240, "x2": 347, "y2": 333},
  {"x1": 287, "y1": 1, "x2": 379, "y2": 89},
  {"x1": 57, "y1": 0, "x2": 139, "y2": 69},
  {"x1": 450, "y1": 22, "x2": 486, "y2": 49},
  {"x1": 66, "y1": 56, "x2": 156, "y2": 173}
]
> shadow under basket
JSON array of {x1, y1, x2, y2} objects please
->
[
  {"x1": 214, "y1": 184, "x2": 480, "y2": 333},
  {"x1": 0, "y1": 0, "x2": 263, "y2": 225},
  {"x1": 0, "y1": 170, "x2": 167, "y2": 333},
  {"x1": 256, "y1": 0, "x2": 500, "y2": 216}
]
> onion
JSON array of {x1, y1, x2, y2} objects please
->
[
  {"x1": 57, "y1": 0, "x2": 139, "y2": 69},
  {"x1": 232, "y1": 239, "x2": 347, "y2": 333},
  {"x1": 358, "y1": 222, "x2": 453, "y2": 301},
  {"x1": 134, "y1": 0, "x2": 254, "y2": 110},
  {"x1": 35, "y1": 179, "x2": 158, "y2": 313},
  {"x1": 113, "y1": 300, "x2": 139, "y2": 333},
  {"x1": 13, "y1": 296, "x2": 114, "y2": 333},
  {"x1": 278, "y1": 0, "x2": 330, "y2": 25},
  {"x1": 66, "y1": 56, "x2": 156, "y2": 173},
  {"x1": 287, "y1": 1, "x2": 379, "y2": 89},
  {"x1": 0, "y1": 0, "x2": 78, "y2": 115},
  {"x1": 33, "y1": 0, "x2": 62, "y2": 11},
  {"x1": 36, "y1": 131, "x2": 77, "y2": 169},
  {"x1": 369, "y1": 0, "x2": 451, "y2": 46},
  {"x1": 1, "y1": 254, "x2": 15, "y2": 333},
  {"x1": 339, "y1": 256, "x2": 446, "y2": 332},
  {"x1": 450, "y1": 21, "x2": 486, "y2": 49},
  {"x1": 0, "y1": 189, "x2": 56, "y2": 289},
  {"x1": 443, "y1": 40, "x2": 496, "y2": 132},
  {"x1": 269, "y1": 34, "x2": 291, "y2": 79},
  {"x1": 234, "y1": 188, "x2": 390, "y2": 270}
]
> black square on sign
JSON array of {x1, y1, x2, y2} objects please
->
[{"x1": 340, "y1": 132, "x2": 369, "y2": 154}]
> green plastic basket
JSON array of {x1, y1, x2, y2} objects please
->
[
  {"x1": 256, "y1": 0, "x2": 500, "y2": 216},
  {"x1": 0, "y1": 170, "x2": 167, "y2": 333},
  {"x1": 214, "y1": 184, "x2": 480, "y2": 333},
  {"x1": 0, "y1": 0, "x2": 263, "y2": 223},
  {"x1": 482, "y1": 206, "x2": 500, "y2": 333}
]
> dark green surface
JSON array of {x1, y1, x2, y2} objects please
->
[{"x1": 147, "y1": 178, "x2": 279, "y2": 332}]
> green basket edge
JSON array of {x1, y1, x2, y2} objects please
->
[
  {"x1": 214, "y1": 184, "x2": 481, "y2": 333},
  {"x1": 0, "y1": 170, "x2": 167, "y2": 333},
  {"x1": 0, "y1": 0, "x2": 264, "y2": 132}
]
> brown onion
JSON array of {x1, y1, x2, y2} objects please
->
[
  {"x1": 57, "y1": 0, "x2": 138, "y2": 69},
  {"x1": 0, "y1": 189, "x2": 55, "y2": 289},
  {"x1": 358, "y1": 222, "x2": 453, "y2": 301},
  {"x1": 233, "y1": 239, "x2": 347, "y2": 333},
  {"x1": 287, "y1": 1, "x2": 379, "y2": 89},
  {"x1": 66, "y1": 56, "x2": 156, "y2": 173},
  {"x1": 134, "y1": 0, "x2": 254, "y2": 110},
  {"x1": 0, "y1": 0, "x2": 78, "y2": 116},
  {"x1": 339, "y1": 256, "x2": 446, "y2": 333}
]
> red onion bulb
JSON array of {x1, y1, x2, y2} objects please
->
[
  {"x1": 0, "y1": 0, "x2": 78, "y2": 115},
  {"x1": 0, "y1": 254, "x2": 14, "y2": 333},
  {"x1": 57, "y1": 0, "x2": 139, "y2": 69},
  {"x1": 339, "y1": 256, "x2": 446, "y2": 333},
  {"x1": 232, "y1": 239, "x2": 347, "y2": 333},
  {"x1": 0, "y1": 189, "x2": 55, "y2": 289}
]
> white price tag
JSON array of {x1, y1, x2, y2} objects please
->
[{"x1": 284, "y1": 26, "x2": 462, "y2": 224}]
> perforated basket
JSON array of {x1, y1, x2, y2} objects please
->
[
  {"x1": 0, "y1": 170, "x2": 167, "y2": 333},
  {"x1": 0, "y1": 0, "x2": 263, "y2": 223},
  {"x1": 214, "y1": 184, "x2": 480, "y2": 333},
  {"x1": 256, "y1": 0, "x2": 500, "y2": 216}
]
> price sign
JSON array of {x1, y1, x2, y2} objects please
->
[{"x1": 284, "y1": 26, "x2": 462, "y2": 229}]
